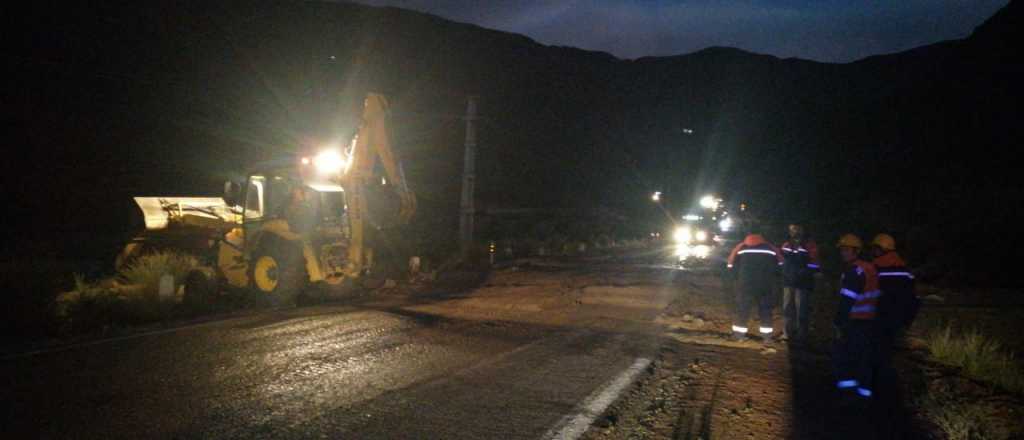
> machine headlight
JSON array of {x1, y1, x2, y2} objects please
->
[
  {"x1": 313, "y1": 150, "x2": 347, "y2": 174},
  {"x1": 673, "y1": 226, "x2": 692, "y2": 244}
]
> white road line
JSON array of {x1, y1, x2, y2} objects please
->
[{"x1": 543, "y1": 357, "x2": 652, "y2": 440}]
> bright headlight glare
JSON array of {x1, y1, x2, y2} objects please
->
[
  {"x1": 314, "y1": 150, "x2": 346, "y2": 174},
  {"x1": 700, "y1": 195, "x2": 718, "y2": 210},
  {"x1": 719, "y1": 217, "x2": 733, "y2": 231},
  {"x1": 693, "y1": 245, "x2": 710, "y2": 259},
  {"x1": 673, "y1": 226, "x2": 692, "y2": 244},
  {"x1": 695, "y1": 230, "x2": 708, "y2": 242}
]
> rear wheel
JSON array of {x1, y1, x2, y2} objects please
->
[{"x1": 249, "y1": 243, "x2": 306, "y2": 305}]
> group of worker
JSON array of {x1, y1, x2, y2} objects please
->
[{"x1": 726, "y1": 223, "x2": 919, "y2": 403}]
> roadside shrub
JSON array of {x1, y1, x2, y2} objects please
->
[
  {"x1": 925, "y1": 326, "x2": 1024, "y2": 393},
  {"x1": 118, "y1": 251, "x2": 199, "y2": 299},
  {"x1": 55, "y1": 252, "x2": 200, "y2": 334}
]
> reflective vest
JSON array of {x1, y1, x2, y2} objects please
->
[{"x1": 839, "y1": 260, "x2": 881, "y2": 320}]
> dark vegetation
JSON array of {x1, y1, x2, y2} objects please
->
[{"x1": 3, "y1": 1, "x2": 1022, "y2": 343}]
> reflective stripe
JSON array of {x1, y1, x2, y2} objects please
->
[
  {"x1": 850, "y1": 304, "x2": 876, "y2": 313},
  {"x1": 796, "y1": 248, "x2": 808, "y2": 253},
  {"x1": 737, "y1": 249, "x2": 778, "y2": 256},
  {"x1": 807, "y1": 263, "x2": 820, "y2": 269},
  {"x1": 759, "y1": 327, "x2": 773, "y2": 334},
  {"x1": 857, "y1": 388, "x2": 873, "y2": 397},
  {"x1": 727, "y1": 264, "x2": 734, "y2": 268},
  {"x1": 840, "y1": 288, "x2": 860, "y2": 299},
  {"x1": 731, "y1": 325, "x2": 748, "y2": 333},
  {"x1": 837, "y1": 380, "x2": 859, "y2": 389},
  {"x1": 778, "y1": 262, "x2": 784, "y2": 266},
  {"x1": 878, "y1": 272, "x2": 915, "y2": 279},
  {"x1": 859, "y1": 290, "x2": 882, "y2": 299},
  {"x1": 781, "y1": 247, "x2": 794, "y2": 252}
]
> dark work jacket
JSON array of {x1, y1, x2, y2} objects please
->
[
  {"x1": 727, "y1": 234, "x2": 782, "y2": 292},
  {"x1": 873, "y1": 252, "x2": 918, "y2": 330},
  {"x1": 780, "y1": 239, "x2": 820, "y2": 289}
]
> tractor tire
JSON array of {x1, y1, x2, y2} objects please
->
[
  {"x1": 183, "y1": 267, "x2": 218, "y2": 311},
  {"x1": 249, "y1": 241, "x2": 306, "y2": 305}
]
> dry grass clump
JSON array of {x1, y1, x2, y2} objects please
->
[
  {"x1": 917, "y1": 389, "x2": 1000, "y2": 440},
  {"x1": 925, "y1": 326, "x2": 1024, "y2": 393}
]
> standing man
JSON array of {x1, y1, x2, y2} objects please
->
[
  {"x1": 833, "y1": 234, "x2": 882, "y2": 400},
  {"x1": 780, "y1": 223, "x2": 820, "y2": 343},
  {"x1": 871, "y1": 233, "x2": 918, "y2": 342},
  {"x1": 727, "y1": 229, "x2": 783, "y2": 342}
]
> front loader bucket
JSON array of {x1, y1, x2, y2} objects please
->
[{"x1": 133, "y1": 197, "x2": 234, "y2": 230}]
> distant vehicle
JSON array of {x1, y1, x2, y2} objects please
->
[{"x1": 669, "y1": 195, "x2": 747, "y2": 269}]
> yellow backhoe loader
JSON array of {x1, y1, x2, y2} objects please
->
[{"x1": 118, "y1": 93, "x2": 416, "y2": 303}]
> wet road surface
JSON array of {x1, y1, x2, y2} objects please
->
[{"x1": 3, "y1": 261, "x2": 672, "y2": 439}]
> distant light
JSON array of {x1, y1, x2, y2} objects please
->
[
  {"x1": 719, "y1": 217, "x2": 733, "y2": 231},
  {"x1": 652, "y1": 191, "x2": 662, "y2": 202},
  {"x1": 683, "y1": 128, "x2": 694, "y2": 134},
  {"x1": 683, "y1": 214, "x2": 701, "y2": 221},
  {"x1": 740, "y1": 203, "x2": 747, "y2": 211}
]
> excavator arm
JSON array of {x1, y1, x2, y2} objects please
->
[
  {"x1": 349, "y1": 93, "x2": 417, "y2": 223},
  {"x1": 342, "y1": 93, "x2": 417, "y2": 274}
]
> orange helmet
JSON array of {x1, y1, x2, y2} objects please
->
[
  {"x1": 836, "y1": 233, "x2": 863, "y2": 249},
  {"x1": 871, "y1": 233, "x2": 896, "y2": 251}
]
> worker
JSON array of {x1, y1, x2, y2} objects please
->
[
  {"x1": 780, "y1": 223, "x2": 820, "y2": 343},
  {"x1": 833, "y1": 234, "x2": 882, "y2": 400},
  {"x1": 727, "y1": 228, "x2": 783, "y2": 342},
  {"x1": 871, "y1": 233, "x2": 918, "y2": 341},
  {"x1": 283, "y1": 186, "x2": 316, "y2": 235}
]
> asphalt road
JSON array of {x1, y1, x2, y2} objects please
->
[{"x1": 2, "y1": 260, "x2": 673, "y2": 439}]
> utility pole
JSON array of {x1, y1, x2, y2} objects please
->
[{"x1": 459, "y1": 95, "x2": 479, "y2": 256}]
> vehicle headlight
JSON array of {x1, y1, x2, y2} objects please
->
[
  {"x1": 673, "y1": 226, "x2": 692, "y2": 244},
  {"x1": 695, "y1": 230, "x2": 708, "y2": 242},
  {"x1": 719, "y1": 217, "x2": 733, "y2": 232}
]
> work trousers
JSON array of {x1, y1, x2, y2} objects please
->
[
  {"x1": 734, "y1": 282, "x2": 774, "y2": 334},
  {"x1": 782, "y1": 286, "x2": 810, "y2": 339},
  {"x1": 833, "y1": 320, "x2": 880, "y2": 397}
]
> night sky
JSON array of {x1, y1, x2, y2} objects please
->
[{"x1": 354, "y1": 0, "x2": 1008, "y2": 62}]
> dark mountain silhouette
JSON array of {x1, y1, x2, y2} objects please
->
[{"x1": 5, "y1": 0, "x2": 1021, "y2": 284}]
